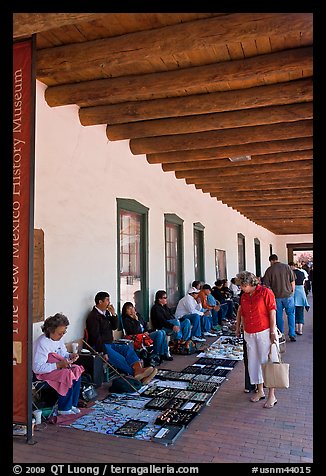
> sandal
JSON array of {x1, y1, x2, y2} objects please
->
[
  {"x1": 250, "y1": 394, "x2": 265, "y2": 402},
  {"x1": 263, "y1": 399, "x2": 278, "y2": 408}
]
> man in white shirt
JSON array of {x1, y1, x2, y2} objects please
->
[{"x1": 175, "y1": 287, "x2": 209, "y2": 342}]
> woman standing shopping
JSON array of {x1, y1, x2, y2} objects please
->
[{"x1": 235, "y1": 271, "x2": 279, "y2": 409}]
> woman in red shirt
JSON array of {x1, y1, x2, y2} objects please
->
[{"x1": 235, "y1": 271, "x2": 278, "y2": 408}]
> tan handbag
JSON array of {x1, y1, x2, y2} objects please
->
[{"x1": 261, "y1": 342, "x2": 289, "y2": 388}]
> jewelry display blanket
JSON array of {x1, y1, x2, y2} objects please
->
[{"x1": 65, "y1": 355, "x2": 238, "y2": 443}]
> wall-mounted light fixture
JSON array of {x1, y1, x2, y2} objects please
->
[{"x1": 228, "y1": 155, "x2": 251, "y2": 162}]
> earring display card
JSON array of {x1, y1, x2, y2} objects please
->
[
  {"x1": 190, "y1": 392, "x2": 211, "y2": 403},
  {"x1": 196, "y1": 357, "x2": 238, "y2": 367},
  {"x1": 174, "y1": 390, "x2": 195, "y2": 400},
  {"x1": 114, "y1": 419, "x2": 148, "y2": 437},
  {"x1": 155, "y1": 408, "x2": 197, "y2": 427},
  {"x1": 208, "y1": 376, "x2": 226, "y2": 385},
  {"x1": 192, "y1": 374, "x2": 211, "y2": 382},
  {"x1": 145, "y1": 397, "x2": 172, "y2": 410},
  {"x1": 163, "y1": 371, "x2": 187, "y2": 380},
  {"x1": 141, "y1": 386, "x2": 180, "y2": 399},
  {"x1": 177, "y1": 373, "x2": 196, "y2": 381},
  {"x1": 181, "y1": 365, "x2": 203, "y2": 374},
  {"x1": 152, "y1": 424, "x2": 184, "y2": 445},
  {"x1": 155, "y1": 369, "x2": 173, "y2": 378},
  {"x1": 213, "y1": 368, "x2": 231, "y2": 377},
  {"x1": 186, "y1": 381, "x2": 219, "y2": 393},
  {"x1": 167, "y1": 398, "x2": 204, "y2": 413},
  {"x1": 201, "y1": 366, "x2": 218, "y2": 375}
]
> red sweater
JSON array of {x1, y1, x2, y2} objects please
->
[{"x1": 240, "y1": 284, "x2": 276, "y2": 334}]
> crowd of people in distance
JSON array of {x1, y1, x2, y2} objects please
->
[{"x1": 32, "y1": 254, "x2": 311, "y2": 413}]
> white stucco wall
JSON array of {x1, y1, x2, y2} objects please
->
[{"x1": 34, "y1": 81, "x2": 312, "y2": 343}]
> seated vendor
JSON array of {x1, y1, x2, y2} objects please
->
[
  {"x1": 86, "y1": 291, "x2": 157, "y2": 384},
  {"x1": 33, "y1": 313, "x2": 84, "y2": 415}
]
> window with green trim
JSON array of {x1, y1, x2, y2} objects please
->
[
  {"x1": 215, "y1": 249, "x2": 227, "y2": 280},
  {"x1": 164, "y1": 214, "x2": 184, "y2": 309},
  {"x1": 194, "y1": 222, "x2": 205, "y2": 281},
  {"x1": 117, "y1": 199, "x2": 149, "y2": 319},
  {"x1": 254, "y1": 238, "x2": 261, "y2": 277},
  {"x1": 237, "y1": 233, "x2": 246, "y2": 272}
]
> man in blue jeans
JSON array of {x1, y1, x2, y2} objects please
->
[
  {"x1": 86, "y1": 291, "x2": 157, "y2": 383},
  {"x1": 263, "y1": 254, "x2": 296, "y2": 342}
]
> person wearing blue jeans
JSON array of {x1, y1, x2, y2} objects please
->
[
  {"x1": 58, "y1": 378, "x2": 82, "y2": 411},
  {"x1": 175, "y1": 287, "x2": 209, "y2": 342},
  {"x1": 86, "y1": 291, "x2": 157, "y2": 383},
  {"x1": 263, "y1": 254, "x2": 296, "y2": 342},
  {"x1": 33, "y1": 313, "x2": 84, "y2": 416},
  {"x1": 275, "y1": 297, "x2": 296, "y2": 339},
  {"x1": 162, "y1": 318, "x2": 191, "y2": 342},
  {"x1": 104, "y1": 342, "x2": 141, "y2": 376},
  {"x1": 150, "y1": 290, "x2": 192, "y2": 342},
  {"x1": 122, "y1": 301, "x2": 172, "y2": 361}
]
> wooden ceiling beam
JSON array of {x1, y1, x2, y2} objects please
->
[
  {"x1": 233, "y1": 205, "x2": 312, "y2": 213},
  {"x1": 242, "y1": 212, "x2": 313, "y2": 220},
  {"x1": 198, "y1": 179, "x2": 312, "y2": 191},
  {"x1": 147, "y1": 137, "x2": 313, "y2": 164},
  {"x1": 220, "y1": 195, "x2": 313, "y2": 204},
  {"x1": 80, "y1": 78, "x2": 313, "y2": 126},
  {"x1": 175, "y1": 159, "x2": 312, "y2": 180},
  {"x1": 106, "y1": 102, "x2": 312, "y2": 141},
  {"x1": 44, "y1": 47, "x2": 312, "y2": 108},
  {"x1": 221, "y1": 197, "x2": 313, "y2": 205},
  {"x1": 199, "y1": 180, "x2": 311, "y2": 192},
  {"x1": 215, "y1": 188, "x2": 313, "y2": 199},
  {"x1": 220, "y1": 193, "x2": 312, "y2": 200},
  {"x1": 37, "y1": 13, "x2": 312, "y2": 84},
  {"x1": 131, "y1": 120, "x2": 312, "y2": 155},
  {"x1": 13, "y1": 13, "x2": 106, "y2": 39},
  {"x1": 222, "y1": 199, "x2": 313, "y2": 207},
  {"x1": 163, "y1": 149, "x2": 313, "y2": 173}
]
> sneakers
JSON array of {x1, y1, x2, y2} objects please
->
[
  {"x1": 203, "y1": 331, "x2": 217, "y2": 337},
  {"x1": 192, "y1": 336, "x2": 206, "y2": 342},
  {"x1": 58, "y1": 409, "x2": 75, "y2": 415},
  {"x1": 71, "y1": 406, "x2": 81, "y2": 414},
  {"x1": 289, "y1": 336, "x2": 296, "y2": 342}
]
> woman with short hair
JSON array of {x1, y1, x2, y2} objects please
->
[
  {"x1": 33, "y1": 313, "x2": 84, "y2": 415},
  {"x1": 235, "y1": 271, "x2": 279, "y2": 409}
]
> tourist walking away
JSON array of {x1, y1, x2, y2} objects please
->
[
  {"x1": 235, "y1": 271, "x2": 279, "y2": 409},
  {"x1": 289, "y1": 262, "x2": 310, "y2": 335},
  {"x1": 263, "y1": 254, "x2": 296, "y2": 342}
]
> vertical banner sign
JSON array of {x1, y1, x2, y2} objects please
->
[{"x1": 13, "y1": 39, "x2": 33, "y2": 423}]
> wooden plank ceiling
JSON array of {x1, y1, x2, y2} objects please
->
[{"x1": 14, "y1": 12, "x2": 313, "y2": 235}]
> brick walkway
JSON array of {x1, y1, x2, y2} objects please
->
[{"x1": 13, "y1": 296, "x2": 313, "y2": 464}]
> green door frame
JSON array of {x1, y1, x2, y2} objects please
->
[{"x1": 117, "y1": 198, "x2": 149, "y2": 320}]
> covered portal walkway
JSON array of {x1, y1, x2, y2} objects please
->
[{"x1": 13, "y1": 297, "x2": 313, "y2": 465}]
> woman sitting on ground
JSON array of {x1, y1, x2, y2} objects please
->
[
  {"x1": 121, "y1": 302, "x2": 173, "y2": 362},
  {"x1": 33, "y1": 313, "x2": 84, "y2": 415}
]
